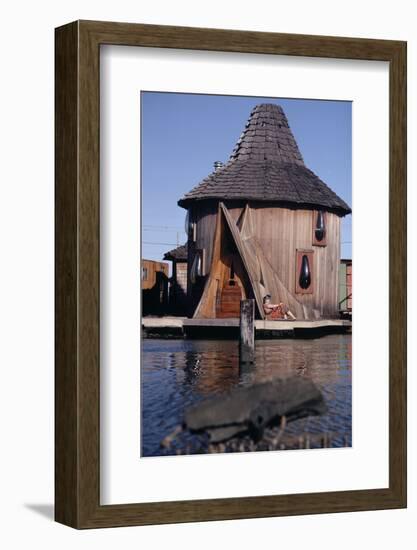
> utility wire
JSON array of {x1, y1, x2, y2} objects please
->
[
  {"x1": 143, "y1": 241, "x2": 179, "y2": 246},
  {"x1": 143, "y1": 225, "x2": 184, "y2": 231}
]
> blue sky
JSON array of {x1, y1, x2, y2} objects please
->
[{"x1": 141, "y1": 92, "x2": 352, "y2": 262}]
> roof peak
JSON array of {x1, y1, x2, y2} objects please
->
[
  {"x1": 229, "y1": 103, "x2": 304, "y2": 164},
  {"x1": 251, "y1": 103, "x2": 285, "y2": 112}
]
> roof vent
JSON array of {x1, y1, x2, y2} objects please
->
[{"x1": 213, "y1": 161, "x2": 224, "y2": 171}]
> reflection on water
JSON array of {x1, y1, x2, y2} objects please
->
[{"x1": 141, "y1": 334, "x2": 352, "y2": 456}]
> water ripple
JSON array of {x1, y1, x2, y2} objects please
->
[{"x1": 141, "y1": 334, "x2": 352, "y2": 456}]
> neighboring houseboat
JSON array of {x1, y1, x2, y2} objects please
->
[
  {"x1": 178, "y1": 103, "x2": 351, "y2": 320},
  {"x1": 339, "y1": 259, "x2": 352, "y2": 319},
  {"x1": 141, "y1": 259, "x2": 169, "y2": 316},
  {"x1": 163, "y1": 243, "x2": 188, "y2": 315}
]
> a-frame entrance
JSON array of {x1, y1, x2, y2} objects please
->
[
  {"x1": 193, "y1": 202, "x2": 316, "y2": 321},
  {"x1": 193, "y1": 203, "x2": 263, "y2": 319}
]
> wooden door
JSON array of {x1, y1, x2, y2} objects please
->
[{"x1": 217, "y1": 279, "x2": 243, "y2": 318}]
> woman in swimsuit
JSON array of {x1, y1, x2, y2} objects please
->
[{"x1": 262, "y1": 294, "x2": 296, "y2": 320}]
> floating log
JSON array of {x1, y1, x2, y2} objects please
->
[{"x1": 183, "y1": 376, "x2": 326, "y2": 443}]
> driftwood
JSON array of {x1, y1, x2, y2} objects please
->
[{"x1": 183, "y1": 376, "x2": 326, "y2": 443}]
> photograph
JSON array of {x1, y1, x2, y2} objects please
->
[
  {"x1": 140, "y1": 92, "x2": 352, "y2": 457},
  {"x1": 0, "y1": 0, "x2": 409, "y2": 540}
]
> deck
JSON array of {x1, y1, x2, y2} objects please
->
[{"x1": 142, "y1": 316, "x2": 352, "y2": 339}]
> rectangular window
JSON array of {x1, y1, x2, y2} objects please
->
[
  {"x1": 142, "y1": 267, "x2": 148, "y2": 281},
  {"x1": 295, "y1": 249, "x2": 314, "y2": 294}
]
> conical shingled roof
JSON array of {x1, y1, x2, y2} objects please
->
[{"x1": 178, "y1": 103, "x2": 351, "y2": 215}]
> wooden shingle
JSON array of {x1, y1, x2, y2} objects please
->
[
  {"x1": 178, "y1": 104, "x2": 351, "y2": 216},
  {"x1": 163, "y1": 243, "x2": 188, "y2": 261}
]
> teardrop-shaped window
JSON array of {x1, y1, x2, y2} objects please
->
[
  {"x1": 190, "y1": 251, "x2": 202, "y2": 284},
  {"x1": 184, "y1": 211, "x2": 190, "y2": 235},
  {"x1": 299, "y1": 254, "x2": 311, "y2": 289},
  {"x1": 315, "y1": 211, "x2": 326, "y2": 242}
]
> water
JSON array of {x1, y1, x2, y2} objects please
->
[{"x1": 141, "y1": 334, "x2": 352, "y2": 456}]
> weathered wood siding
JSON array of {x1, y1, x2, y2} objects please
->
[
  {"x1": 188, "y1": 201, "x2": 341, "y2": 318},
  {"x1": 249, "y1": 205, "x2": 340, "y2": 316},
  {"x1": 339, "y1": 260, "x2": 352, "y2": 312},
  {"x1": 141, "y1": 259, "x2": 169, "y2": 315},
  {"x1": 168, "y1": 260, "x2": 188, "y2": 315},
  {"x1": 176, "y1": 262, "x2": 188, "y2": 295},
  {"x1": 141, "y1": 259, "x2": 169, "y2": 290},
  {"x1": 187, "y1": 202, "x2": 243, "y2": 275}
]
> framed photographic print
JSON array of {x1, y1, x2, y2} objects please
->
[{"x1": 55, "y1": 20, "x2": 406, "y2": 528}]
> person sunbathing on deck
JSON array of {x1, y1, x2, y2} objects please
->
[{"x1": 262, "y1": 294, "x2": 296, "y2": 320}]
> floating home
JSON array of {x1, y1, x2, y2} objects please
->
[
  {"x1": 339, "y1": 259, "x2": 352, "y2": 318},
  {"x1": 178, "y1": 104, "x2": 351, "y2": 320},
  {"x1": 141, "y1": 259, "x2": 169, "y2": 316},
  {"x1": 163, "y1": 243, "x2": 188, "y2": 315}
]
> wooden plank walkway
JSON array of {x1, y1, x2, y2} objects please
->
[{"x1": 142, "y1": 316, "x2": 351, "y2": 338}]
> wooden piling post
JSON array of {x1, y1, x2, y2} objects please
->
[{"x1": 239, "y1": 299, "x2": 255, "y2": 363}]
